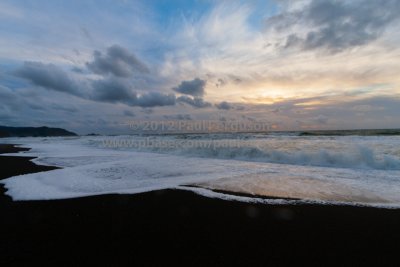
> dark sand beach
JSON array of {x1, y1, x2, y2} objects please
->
[{"x1": 1, "y1": 144, "x2": 400, "y2": 266}]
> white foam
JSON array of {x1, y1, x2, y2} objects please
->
[
  {"x1": 95, "y1": 135, "x2": 400, "y2": 170},
  {"x1": 1, "y1": 136, "x2": 400, "y2": 208}
]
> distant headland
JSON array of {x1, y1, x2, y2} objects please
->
[{"x1": 0, "y1": 126, "x2": 77, "y2": 138}]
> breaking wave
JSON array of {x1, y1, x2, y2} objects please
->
[
  {"x1": 98, "y1": 136, "x2": 400, "y2": 170},
  {"x1": 173, "y1": 145, "x2": 400, "y2": 170}
]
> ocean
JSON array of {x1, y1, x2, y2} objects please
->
[{"x1": 1, "y1": 129, "x2": 400, "y2": 208}]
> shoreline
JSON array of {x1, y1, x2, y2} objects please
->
[{"x1": 1, "y1": 144, "x2": 400, "y2": 266}]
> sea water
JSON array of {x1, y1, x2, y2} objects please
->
[{"x1": 1, "y1": 132, "x2": 400, "y2": 207}]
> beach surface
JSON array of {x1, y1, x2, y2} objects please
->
[{"x1": 1, "y1": 144, "x2": 400, "y2": 266}]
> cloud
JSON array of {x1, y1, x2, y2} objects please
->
[
  {"x1": 92, "y1": 78, "x2": 136, "y2": 105},
  {"x1": 314, "y1": 115, "x2": 328, "y2": 124},
  {"x1": 135, "y1": 92, "x2": 176, "y2": 107},
  {"x1": 71, "y1": 66, "x2": 84, "y2": 73},
  {"x1": 215, "y1": 78, "x2": 227, "y2": 88},
  {"x1": 13, "y1": 59, "x2": 175, "y2": 109},
  {"x1": 86, "y1": 45, "x2": 149, "y2": 77},
  {"x1": 14, "y1": 61, "x2": 81, "y2": 96},
  {"x1": 352, "y1": 104, "x2": 385, "y2": 112},
  {"x1": 177, "y1": 96, "x2": 212, "y2": 108},
  {"x1": 269, "y1": 0, "x2": 400, "y2": 53},
  {"x1": 123, "y1": 110, "x2": 135, "y2": 117},
  {"x1": 50, "y1": 104, "x2": 77, "y2": 113},
  {"x1": 0, "y1": 85, "x2": 20, "y2": 111},
  {"x1": 141, "y1": 108, "x2": 153, "y2": 114},
  {"x1": 163, "y1": 114, "x2": 192, "y2": 120},
  {"x1": 80, "y1": 27, "x2": 93, "y2": 42},
  {"x1": 215, "y1": 101, "x2": 232, "y2": 110},
  {"x1": 92, "y1": 78, "x2": 176, "y2": 107},
  {"x1": 0, "y1": 85, "x2": 74, "y2": 126},
  {"x1": 173, "y1": 78, "x2": 206, "y2": 97}
]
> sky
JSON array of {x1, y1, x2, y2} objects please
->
[{"x1": 1, "y1": 0, "x2": 400, "y2": 134}]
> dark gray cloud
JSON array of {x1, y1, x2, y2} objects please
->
[
  {"x1": 87, "y1": 45, "x2": 149, "y2": 77},
  {"x1": 12, "y1": 54, "x2": 174, "y2": 108},
  {"x1": 92, "y1": 78, "x2": 175, "y2": 107},
  {"x1": 213, "y1": 76, "x2": 241, "y2": 88},
  {"x1": 163, "y1": 114, "x2": 192, "y2": 120},
  {"x1": 92, "y1": 78, "x2": 137, "y2": 105},
  {"x1": 123, "y1": 110, "x2": 135, "y2": 117},
  {"x1": 177, "y1": 96, "x2": 212, "y2": 108},
  {"x1": 135, "y1": 92, "x2": 176, "y2": 107},
  {"x1": 215, "y1": 78, "x2": 226, "y2": 88},
  {"x1": 0, "y1": 85, "x2": 17, "y2": 100},
  {"x1": 269, "y1": 0, "x2": 400, "y2": 53},
  {"x1": 27, "y1": 102, "x2": 46, "y2": 111},
  {"x1": 14, "y1": 61, "x2": 81, "y2": 96},
  {"x1": 173, "y1": 78, "x2": 206, "y2": 97},
  {"x1": 0, "y1": 85, "x2": 64, "y2": 126},
  {"x1": 71, "y1": 66, "x2": 84, "y2": 73},
  {"x1": 141, "y1": 108, "x2": 153, "y2": 114},
  {"x1": 11, "y1": 50, "x2": 215, "y2": 111},
  {"x1": 0, "y1": 85, "x2": 20, "y2": 112},
  {"x1": 51, "y1": 104, "x2": 78, "y2": 113},
  {"x1": 215, "y1": 101, "x2": 232, "y2": 110}
]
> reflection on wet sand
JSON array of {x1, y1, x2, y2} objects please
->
[{"x1": 192, "y1": 173, "x2": 389, "y2": 204}]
